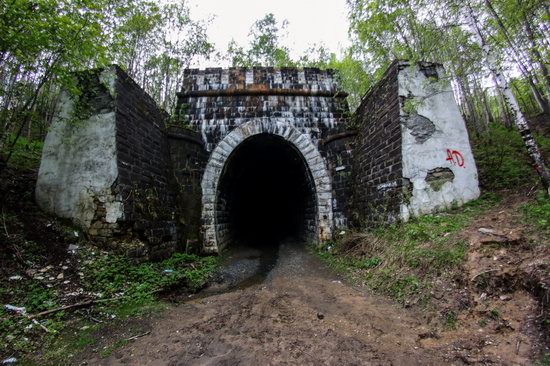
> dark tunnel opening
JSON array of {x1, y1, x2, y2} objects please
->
[{"x1": 216, "y1": 134, "x2": 317, "y2": 249}]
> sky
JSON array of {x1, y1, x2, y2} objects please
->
[{"x1": 186, "y1": 0, "x2": 351, "y2": 68}]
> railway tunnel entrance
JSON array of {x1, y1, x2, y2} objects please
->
[
  {"x1": 217, "y1": 134, "x2": 316, "y2": 248},
  {"x1": 200, "y1": 121, "x2": 334, "y2": 253}
]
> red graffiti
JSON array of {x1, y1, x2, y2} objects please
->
[{"x1": 446, "y1": 149, "x2": 465, "y2": 168}]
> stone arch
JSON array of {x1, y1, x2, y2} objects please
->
[{"x1": 201, "y1": 120, "x2": 333, "y2": 253}]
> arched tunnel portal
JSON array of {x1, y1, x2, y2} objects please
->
[{"x1": 201, "y1": 121, "x2": 333, "y2": 253}]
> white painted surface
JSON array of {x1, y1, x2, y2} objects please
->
[
  {"x1": 36, "y1": 68, "x2": 124, "y2": 229},
  {"x1": 398, "y1": 63, "x2": 480, "y2": 220}
]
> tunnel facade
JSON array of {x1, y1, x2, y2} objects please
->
[
  {"x1": 201, "y1": 120, "x2": 333, "y2": 253},
  {"x1": 36, "y1": 61, "x2": 480, "y2": 259}
]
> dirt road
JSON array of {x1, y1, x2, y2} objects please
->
[{"x1": 84, "y1": 242, "x2": 448, "y2": 365}]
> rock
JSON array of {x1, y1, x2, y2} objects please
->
[
  {"x1": 8, "y1": 275, "x2": 22, "y2": 281},
  {"x1": 418, "y1": 331, "x2": 439, "y2": 339},
  {"x1": 39, "y1": 265, "x2": 53, "y2": 273},
  {"x1": 478, "y1": 228, "x2": 522, "y2": 245},
  {"x1": 499, "y1": 294, "x2": 512, "y2": 301},
  {"x1": 317, "y1": 312, "x2": 324, "y2": 320},
  {"x1": 68, "y1": 244, "x2": 79, "y2": 252},
  {"x1": 57, "y1": 273, "x2": 64, "y2": 280}
]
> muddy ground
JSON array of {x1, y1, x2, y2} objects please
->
[{"x1": 83, "y1": 234, "x2": 545, "y2": 365}]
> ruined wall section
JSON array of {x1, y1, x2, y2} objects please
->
[
  {"x1": 398, "y1": 62, "x2": 480, "y2": 219},
  {"x1": 351, "y1": 61, "x2": 480, "y2": 226},
  {"x1": 37, "y1": 66, "x2": 183, "y2": 260},
  {"x1": 177, "y1": 67, "x2": 349, "y2": 151},
  {"x1": 352, "y1": 61, "x2": 405, "y2": 225},
  {"x1": 36, "y1": 69, "x2": 122, "y2": 232}
]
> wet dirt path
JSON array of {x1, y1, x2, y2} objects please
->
[{"x1": 87, "y1": 241, "x2": 451, "y2": 365}]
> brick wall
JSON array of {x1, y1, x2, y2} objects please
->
[
  {"x1": 351, "y1": 61, "x2": 405, "y2": 226},
  {"x1": 176, "y1": 67, "x2": 349, "y2": 151},
  {"x1": 166, "y1": 127, "x2": 208, "y2": 252},
  {"x1": 111, "y1": 66, "x2": 179, "y2": 259},
  {"x1": 320, "y1": 126, "x2": 357, "y2": 229}
]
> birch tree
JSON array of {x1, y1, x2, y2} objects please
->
[{"x1": 465, "y1": 1, "x2": 550, "y2": 193}]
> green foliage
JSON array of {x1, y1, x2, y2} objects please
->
[
  {"x1": 522, "y1": 192, "x2": 550, "y2": 236},
  {"x1": 316, "y1": 194, "x2": 497, "y2": 304},
  {"x1": 444, "y1": 310, "x2": 457, "y2": 329},
  {"x1": 227, "y1": 13, "x2": 293, "y2": 67},
  {"x1": 537, "y1": 353, "x2": 550, "y2": 366},
  {"x1": 0, "y1": 280, "x2": 62, "y2": 355},
  {"x1": 471, "y1": 124, "x2": 548, "y2": 190},
  {"x1": 82, "y1": 251, "x2": 219, "y2": 303},
  {"x1": 0, "y1": 248, "x2": 218, "y2": 359},
  {"x1": 5, "y1": 135, "x2": 44, "y2": 170}
]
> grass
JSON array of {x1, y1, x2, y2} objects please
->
[
  {"x1": 471, "y1": 124, "x2": 550, "y2": 191},
  {"x1": 537, "y1": 354, "x2": 550, "y2": 366},
  {"x1": 316, "y1": 193, "x2": 498, "y2": 305},
  {"x1": 81, "y1": 249, "x2": 220, "y2": 303},
  {"x1": 522, "y1": 191, "x2": 550, "y2": 238},
  {"x1": 0, "y1": 247, "x2": 219, "y2": 361}
]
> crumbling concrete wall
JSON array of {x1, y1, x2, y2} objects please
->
[
  {"x1": 36, "y1": 68, "x2": 123, "y2": 231},
  {"x1": 398, "y1": 62, "x2": 480, "y2": 219},
  {"x1": 351, "y1": 61, "x2": 480, "y2": 225},
  {"x1": 36, "y1": 66, "x2": 183, "y2": 259}
]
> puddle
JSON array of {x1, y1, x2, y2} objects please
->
[{"x1": 192, "y1": 239, "x2": 280, "y2": 299}]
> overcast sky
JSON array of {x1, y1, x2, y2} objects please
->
[{"x1": 186, "y1": 0, "x2": 351, "y2": 68}]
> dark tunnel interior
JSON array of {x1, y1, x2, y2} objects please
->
[{"x1": 217, "y1": 134, "x2": 316, "y2": 248}]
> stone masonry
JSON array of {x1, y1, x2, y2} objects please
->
[{"x1": 36, "y1": 61, "x2": 480, "y2": 257}]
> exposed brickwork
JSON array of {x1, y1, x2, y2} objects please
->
[
  {"x1": 111, "y1": 67, "x2": 179, "y2": 259},
  {"x1": 167, "y1": 127, "x2": 208, "y2": 252},
  {"x1": 351, "y1": 61, "x2": 405, "y2": 225},
  {"x1": 176, "y1": 67, "x2": 349, "y2": 151},
  {"x1": 37, "y1": 61, "x2": 479, "y2": 258},
  {"x1": 320, "y1": 127, "x2": 356, "y2": 229}
]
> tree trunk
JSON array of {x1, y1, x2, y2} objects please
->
[
  {"x1": 484, "y1": 0, "x2": 550, "y2": 116},
  {"x1": 492, "y1": 73, "x2": 512, "y2": 128},
  {"x1": 474, "y1": 76, "x2": 492, "y2": 126},
  {"x1": 523, "y1": 13, "x2": 550, "y2": 101},
  {"x1": 458, "y1": 76, "x2": 484, "y2": 135},
  {"x1": 466, "y1": 2, "x2": 550, "y2": 193}
]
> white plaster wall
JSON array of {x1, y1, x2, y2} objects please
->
[
  {"x1": 36, "y1": 68, "x2": 124, "y2": 229},
  {"x1": 398, "y1": 63, "x2": 480, "y2": 220}
]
